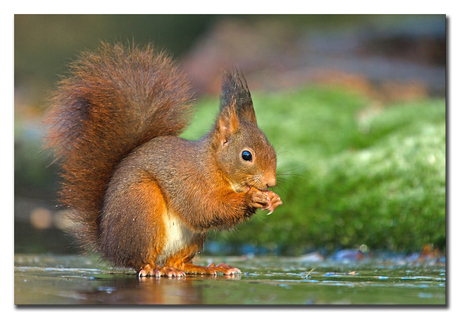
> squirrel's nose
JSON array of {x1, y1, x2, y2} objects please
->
[{"x1": 266, "y1": 175, "x2": 277, "y2": 188}]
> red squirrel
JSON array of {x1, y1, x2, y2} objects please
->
[{"x1": 44, "y1": 42, "x2": 282, "y2": 277}]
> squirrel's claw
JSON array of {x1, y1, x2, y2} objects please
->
[
  {"x1": 267, "y1": 198, "x2": 283, "y2": 215},
  {"x1": 138, "y1": 264, "x2": 155, "y2": 277}
]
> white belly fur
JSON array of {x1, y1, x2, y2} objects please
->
[{"x1": 156, "y1": 211, "x2": 195, "y2": 265}]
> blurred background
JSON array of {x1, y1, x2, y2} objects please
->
[{"x1": 14, "y1": 15, "x2": 446, "y2": 261}]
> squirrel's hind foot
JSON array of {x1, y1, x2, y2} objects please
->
[
  {"x1": 180, "y1": 262, "x2": 241, "y2": 276},
  {"x1": 138, "y1": 264, "x2": 186, "y2": 278},
  {"x1": 206, "y1": 262, "x2": 241, "y2": 275},
  {"x1": 137, "y1": 262, "x2": 240, "y2": 277},
  {"x1": 156, "y1": 262, "x2": 241, "y2": 276}
]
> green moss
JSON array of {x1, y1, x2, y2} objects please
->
[{"x1": 183, "y1": 86, "x2": 446, "y2": 254}]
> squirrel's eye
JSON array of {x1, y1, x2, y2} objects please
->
[{"x1": 241, "y1": 150, "x2": 253, "y2": 162}]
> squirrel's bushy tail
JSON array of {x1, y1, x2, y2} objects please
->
[{"x1": 43, "y1": 42, "x2": 194, "y2": 253}]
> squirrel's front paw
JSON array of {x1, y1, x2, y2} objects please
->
[
  {"x1": 263, "y1": 191, "x2": 282, "y2": 215},
  {"x1": 247, "y1": 187, "x2": 282, "y2": 214},
  {"x1": 247, "y1": 188, "x2": 270, "y2": 208}
]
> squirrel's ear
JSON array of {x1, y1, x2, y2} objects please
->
[
  {"x1": 215, "y1": 105, "x2": 239, "y2": 146},
  {"x1": 220, "y1": 70, "x2": 257, "y2": 125}
]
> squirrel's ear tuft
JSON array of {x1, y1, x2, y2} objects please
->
[{"x1": 219, "y1": 70, "x2": 257, "y2": 125}]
